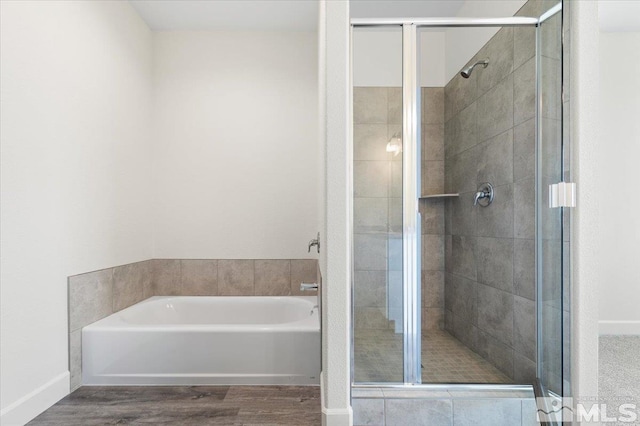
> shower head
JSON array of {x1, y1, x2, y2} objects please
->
[{"x1": 460, "y1": 59, "x2": 489, "y2": 78}]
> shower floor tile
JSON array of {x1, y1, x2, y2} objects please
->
[{"x1": 354, "y1": 328, "x2": 511, "y2": 384}]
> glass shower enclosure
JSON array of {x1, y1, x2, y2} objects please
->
[{"x1": 351, "y1": 0, "x2": 568, "y2": 402}]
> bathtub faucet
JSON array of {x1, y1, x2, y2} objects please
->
[{"x1": 300, "y1": 283, "x2": 318, "y2": 291}]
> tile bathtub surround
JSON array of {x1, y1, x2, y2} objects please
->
[
  {"x1": 68, "y1": 258, "x2": 319, "y2": 391},
  {"x1": 443, "y1": 2, "x2": 541, "y2": 382}
]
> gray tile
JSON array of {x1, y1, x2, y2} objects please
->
[
  {"x1": 420, "y1": 199, "x2": 444, "y2": 235},
  {"x1": 521, "y1": 397, "x2": 539, "y2": 426},
  {"x1": 445, "y1": 102, "x2": 477, "y2": 158},
  {"x1": 540, "y1": 57, "x2": 561, "y2": 120},
  {"x1": 450, "y1": 192, "x2": 477, "y2": 237},
  {"x1": 423, "y1": 124, "x2": 444, "y2": 161},
  {"x1": 291, "y1": 259, "x2": 318, "y2": 296},
  {"x1": 422, "y1": 161, "x2": 444, "y2": 194},
  {"x1": 151, "y1": 259, "x2": 181, "y2": 296},
  {"x1": 514, "y1": 26, "x2": 536, "y2": 70},
  {"x1": 514, "y1": 57, "x2": 536, "y2": 126},
  {"x1": 354, "y1": 161, "x2": 388, "y2": 198},
  {"x1": 390, "y1": 161, "x2": 402, "y2": 198},
  {"x1": 514, "y1": 178, "x2": 535, "y2": 239},
  {"x1": 218, "y1": 260, "x2": 254, "y2": 296},
  {"x1": 477, "y1": 284, "x2": 514, "y2": 347},
  {"x1": 451, "y1": 236, "x2": 477, "y2": 281},
  {"x1": 354, "y1": 234, "x2": 387, "y2": 271},
  {"x1": 444, "y1": 273, "x2": 455, "y2": 312},
  {"x1": 388, "y1": 87, "x2": 402, "y2": 125},
  {"x1": 452, "y1": 274, "x2": 478, "y2": 329},
  {"x1": 423, "y1": 87, "x2": 444, "y2": 124},
  {"x1": 476, "y1": 28, "x2": 514, "y2": 96},
  {"x1": 453, "y1": 399, "x2": 521, "y2": 426},
  {"x1": 180, "y1": 260, "x2": 218, "y2": 296},
  {"x1": 385, "y1": 399, "x2": 452, "y2": 426},
  {"x1": 69, "y1": 330, "x2": 82, "y2": 391},
  {"x1": 388, "y1": 235, "x2": 402, "y2": 271},
  {"x1": 477, "y1": 74, "x2": 513, "y2": 142},
  {"x1": 354, "y1": 87, "x2": 387, "y2": 124},
  {"x1": 513, "y1": 118, "x2": 536, "y2": 182},
  {"x1": 477, "y1": 184, "x2": 514, "y2": 238},
  {"x1": 477, "y1": 330, "x2": 515, "y2": 379},
  {"x1": 422, "y1": 234, "x2": 444, "y2": 271},
  {"x1": 355, "y1": 198, "x2": 388, "y2": 233},
  {"x1": 112, "y1": 262, "x2": 145, "y2": 312},
  {"x1": 477, "y1": 129, "x2": 513, "y2": 187},
  {"x1": 353, "y1": 398, "x2": 384, "y2": 426},
  {"x1": 389, "y1": 197, "x2": 402, "y2": 233},
  {"x1": 449, "y1": 146, "x2": 479, "y2": 194},
  {"x1": 514, "y1": 352, "x2": 537, "y2": 385},
  {"x1": 355, "y1": 271, "x2": 387, "y2": 308},
  {"x1": 254, "y1": 260, "x2": 290, "y2": 296},
  {"x1": 514, "y1": 239, "x2": 535, "y2": 301},
  {"x1": 514, "y1": 296, "x2": 536, "y2": 361},
  {"x1": 424, "y1": 308, "x2": 444, "y2": 331},
  {"x1": 445, "y1": 71, "x2": 477, "y2": 122},
  {"x1": 354, "y1": 124, "x2": 389, "y2": 161},
  {"x1": 476, "y1": 237, "x2": 514, "y2": 293},
  {"x1": 445, "y1": 234, "x2": 452, "y2": 273},
  {"x1": 355, "y1": 307, "x2": 390, "y2": 330},
  {"x1": 423, "y1": 270, "x2": 444, "y2": 308},
  {"x1": 69, "y1": 269, "x2": 113, "y2": 332},
  {"x1": 445, "y1": 309, "x2": 454, "y2": 332}
]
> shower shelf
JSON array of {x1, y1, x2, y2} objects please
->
[{"x1": 419, "y1": 193, "x2": 459, "y2": 199}]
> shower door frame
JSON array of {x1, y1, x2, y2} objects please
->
[{"x1": 350, "y1": 11, "x2": 566, "y2": 391}]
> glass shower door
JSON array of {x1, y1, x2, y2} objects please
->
[
  {"x1": 536, "y1": 1, "x2": 567, "y2": 402},
  {"x1": 352, "y1": 26, "x2": 405, "y2": 383}
]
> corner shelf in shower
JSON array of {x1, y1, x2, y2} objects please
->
[{"x1": 419, "y1": 193, "x2": 459, "y2": 200}]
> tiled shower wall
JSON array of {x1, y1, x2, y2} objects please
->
[
  {"x1": 68, "y1": 258, "x2": 319, "y2": 390},
  {"x1": 353, "y1": 87, "x2": 446, "y2": 333},
  {"x1": 442, "y1": 8, "x2": 540, "y2": 382}
]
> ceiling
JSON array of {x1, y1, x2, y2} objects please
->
[{"x1": 130, "y1": 0, "x2": 468, "y2": 32}]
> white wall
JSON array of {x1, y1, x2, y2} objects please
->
[
  {"x1": 598, "y1": 31, "x2": 640, "y2": 334},
  {"x1": 0, "y1": 1, "x2": 153, "y2": 424},
  {"x1": 445, "y1": 0, "x2": 526, "y2": 83},
  {"x1": 152, "y1": 31, "x2": 319, "y2": 259},
  {"x1": 352, "y1": 30, "x2": 446, "y2": 87}
]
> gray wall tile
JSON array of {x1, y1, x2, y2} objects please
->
[
  {"x1": 254, "y1": 260, "x2": 290, "y2": 296},
  {"x1": 514, "y1": 178, "x2": 535, "y2": 239},
  {"x1": 354, "y1": 161, "x2": 388, "y2": 198},
  {"x1": 514, "y1": 352, "x2": 537, "y2": 385},
  {"x1": 218, "y1": 260, "x2": 254, "y2": 296},
  {"x1": 354, "y1": 87, "x2": 387, "y2": 124},
  {"x1": 476, "y1": 237, "x2": 514, "y2": 293},
  {"x1": 451, "y1": 236, "x2": 477, "y2": 281},
  {"x1": 477, "y1": 75, "x2": 513, "y2": 142},
  {"x1": 354, "y1": 198, "x2": 388, "y2": 233},
  {"x1": 445, "y1": 72, "x2": 477, "y2": 122},
  {"x1": 423, "y1": 87, "x2": 444, "y2": 124},
  {"x1": 151, "y1": 259, "x2": 181, "y2": 296},
  {"x1": 355, "y1": 271, "x2": 387, "y2": 308},
  {"x1": 453, "y1": 399, "x2": 521, "y2": 426},
  {"x1": 513, "y1": 118, "x2": 536, "y2": 182},
  {"x1": 420, "y1": 199, "x2": 445, "y2": 235},
  {"x1": 423, "y1": 270, "x2": 445, "y2": 308},
  {"x1": 477, "y1": 330, "x2": 514, "y2": 377},
  {"x1": 69, "y1": 330, "x2": 82, "y2": 391},
  {"x1": 477, "y1": 284, "x2": 514, "y2": 347},
  {"x1": 514, "y1": 26, "x2": 536, "y2": 70},
  {"x1": 388, "y1": 87, "x2": 402, "y2": 125},
  {"x1": 422, "y1": 161, "x2": 445, "y2": 194},
  {"x1": 291, "y1": 259, "x2": 318, "y2": 296},
  {"x1": 422, "y1": 235, "x2": 444, "y2": 271},
  {"x1": 113, "y1": 262, "x2": 145, "y2": 312},
  {"x1": 446, "y1": 102, "x2": 477, "y2": 157},
  {"x1": 355, "y1": 234, "x2": 388, "y2": 271},
  {"x1": 69, "y1": 269, "x2": 113, "y2": 332},
  {"x1": 353, "y1": 398, "x2": 384, "y2": 426},
  {"x1": 476, "y1": 28, "x2": 514, "y2": 96},
  {"x1": 354, "y1": 124, "x2": 389, "y2": 161},
  {"x1": 385, "y1": 399, "x2": 453, "y2": 426},
  {"x1": 514, "y1": 239, "x2": 536, "y2": 301},
  {"x1": 423, "y1": 124, "x2": 445, "y2": 161},
  {"x1": 514, "y1": 296, "x2": 536, "y2": 361},
  {"x1": 180, "y1": 260, "x2": 218, "y2": 296},
  {"x1": 477, "y1": 129, "x2": 514, "y2": 187},
  {"x1": 514, "y1": 58, "x2": 536, "y2": 126}
]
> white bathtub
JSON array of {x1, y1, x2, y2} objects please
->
[{"x1": 82, "y1": 296, "x2": 320, "y2": 386}]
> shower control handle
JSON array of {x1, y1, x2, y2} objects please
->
[
  {"x1": 474, "y1": 183, "x2": 494, "y2": 207},
  {"x1": 308, "y1": 232, "x2": 320, "y2": 253}
]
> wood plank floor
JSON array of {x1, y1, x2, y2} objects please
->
[{"x1": 28, "y1": 386, "x2": 321, "y2": 425}]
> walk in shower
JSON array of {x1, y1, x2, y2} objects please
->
[{"x1": 351, "y1": 0, "x2": 569, "y2": 408}]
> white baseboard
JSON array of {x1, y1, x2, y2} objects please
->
[
  {"x1": 322, "y1": 406, "x2": 353, "y2": 426},
  {"x1": 0, "y1": 371, "x2": 69, "y2": 426},
  {"x1": 599, "y1": 320, "x2": 640, "y2": 335}
]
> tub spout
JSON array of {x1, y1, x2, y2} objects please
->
[{"x1": 300, "y1": 282, "x2": 318, "y2": 291}]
